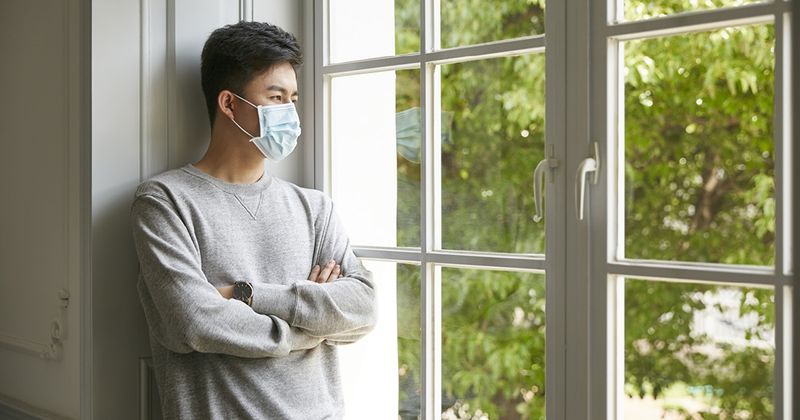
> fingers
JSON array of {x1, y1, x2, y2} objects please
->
[
  {"x1": 317, "y1": 260, "x2": 335, "y2": 283},
  {"x1": 310, "y1": 260, "x2": 344, "y2": 283},
  {"x1": 308, "y1": 265, "x2": 320, "y2": 281},
  {"x1": 327, "y1": 264, "x2": 341, "y2": 283}
]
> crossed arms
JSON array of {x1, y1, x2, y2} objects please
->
[{"x1": 131, "y1": 193, "x2": 378, "y2": 359}]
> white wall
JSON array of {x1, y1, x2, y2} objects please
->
[
  {"x1": 91, "y1": 0, "x2": 150, "y2": 418},
  {"x1": 0, "y1": 1, "x2": 88, "y2": 418},
  {"x1": 0, "y1": 1, "x2": 314, "y2": 418}
]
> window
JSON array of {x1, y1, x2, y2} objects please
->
[
  {"x1": 594, "y1": 1, "x2": 794, "y2": 418},
  {"x1": 317, "y1": 0, "x2": 793, "y2": 419}
]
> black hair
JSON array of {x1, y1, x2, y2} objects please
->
[{"x1": 201, "y1": 21, "x2": 303, "y2": 126}]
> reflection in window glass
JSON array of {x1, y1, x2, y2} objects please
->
[
  {"x1": 344, "y1": 261, "x2": 420, "y2": 419},
  {"x1": 331, "y1": 69, "x2": 420, "y2": 248},
  {"x1": 623, "y1": 25, "x2": 775, "y2": 265},
  {"x1": 329, "y1": 0, "x2": 419, "y2": 63},
  {"x1": 440, "y1": 54, "x2": 545, "y2": 254},
  {"x1": 395, "y1": 0, "x2": 420, "y2": 56},
  {"x1": 623, "y1": 0, "x2": 765, "y2": 22},
  {"x1": 624, "y1": 278, "x2": 774, "y2": 419},
  {"x1": 440, "y1": 0, "x2": 545, "y2": 49},
  {"x1": 441, "y1": 267, "x2": 546, "y2": 419}
]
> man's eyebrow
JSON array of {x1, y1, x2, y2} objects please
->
[{"x1": 265, "y1": 85, "x2": 299, "y2": 96}]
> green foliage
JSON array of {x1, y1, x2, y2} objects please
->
[
  {"x1": 624, "y1": 25, "x2": 775, "y2": 266},
  {"x1": 391, "y1": 1, "x2": 776, "y2": 419},
  {"x1": 394, "y1": 0, "x2": 420, "y2": 55},
  {"x1": 440, "y1": 0, "x2": 544, "y2": 48},
  {"x1": 440, "y1": 269, "x2": 546, "y2": 419},
  {"x1": 439, "y1": 54, "x2": 545, "y2": 254},
  {"x1": 396, "y1": 264, "x2": 422, "y2": 415},
  {"x1": 623, "y1": 0, "x2": 762, "y2": 21}
]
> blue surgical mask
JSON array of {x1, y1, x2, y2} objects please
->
[{"x1": 231, "y1": 94, "x2": 302, "y2": 161}]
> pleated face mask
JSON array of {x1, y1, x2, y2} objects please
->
[{"x1": 231, "y1": 93, "x2": 302, "y2": 161}]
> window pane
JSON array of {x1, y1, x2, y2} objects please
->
[
  {"x1": 623, "y1": 0, "x2": 766, "y2": 22},
  {"x1": 440, "y1": 54, "x2": 545, "y2": 254},
  {"x1": 331, "y1": 69, "x2": 420, "y2": 248},
  {"x1": 624, "y1": 278, "x2": 774, "y2": 419},
  {"x1": 440, "y1": 0, "x2": 545, "y2": 49},
  {"x1": 441, "y1": 267, "x2": 546, "y2": 419},
  {"x1": 329, "y1": 0, "x2": 419, "y2": 63},
  {"x1": 623, "y1": 25, "x2": 775, "y2": 265},
  {"x1": 340, "y1": 260, "x2": 421, "y2": 419}
]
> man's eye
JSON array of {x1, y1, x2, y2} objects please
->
[{"x1": 271, "y1": 95, "x2": 282, "y2": 101}]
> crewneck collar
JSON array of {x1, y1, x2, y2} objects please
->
[{"x1": 183, "y1": 163, "x2": 273, "y2": 195}]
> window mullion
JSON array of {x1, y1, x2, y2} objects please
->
[
  {"x1": 775, "y1": 285, "x2": 788, "y2": 420},
  {"x1": 774, "y1": 7, "x2": 792, "y2": 419},
  {"x1": 776, "y1": 9, "x2": 794, "y2": 280},
  {"x1": 420, "y1": 0, "x2": 441, "y2": 418}
]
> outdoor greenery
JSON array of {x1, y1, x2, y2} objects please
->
[{"x1": 389, "y1": 0, "x2": 777, "y2": 419}]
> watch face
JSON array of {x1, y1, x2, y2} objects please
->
[{"x1": 233, "y1": 282, "x2": 253, "y2": 301}]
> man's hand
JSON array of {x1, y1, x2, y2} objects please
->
[
  {"x1": 308, "y1": 259, "x2": 342, "y2": 284},
  {"x1": 215, "y1": 260, "x2": 341, "y2": 298},
  {"x1": 216, "y1": 284, "x2": 234, "y2": 299}
]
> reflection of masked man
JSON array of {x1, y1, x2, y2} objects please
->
[{"x1": 395, "y1": 107, "x2": 454, "y2": 164}]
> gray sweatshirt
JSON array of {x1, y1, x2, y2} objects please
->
[{"x1": 130, "y1": 163, "x2": 377, "y2": 419}]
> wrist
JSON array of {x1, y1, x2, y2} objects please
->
[
  {"x1": 233, "y1": 281, "x2": 254, "y2": 306},
  {"x1": 219, "y1": 285, "x2": 234, "y2": 299}
]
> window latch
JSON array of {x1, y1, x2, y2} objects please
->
[
  {"x1": 532, "y1": 145, "x2": 559, "y2": 223},
  {"x1": 575, "y1": 142, "x2": 600, "y2": 221}
]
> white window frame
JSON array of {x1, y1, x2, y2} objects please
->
[
  {"x1": 312, "y1": 0, "x2": 796, "y2": 419},
  {"x1": 314, "y1": 0, "x2": 568, "y2": 419},
  {"x1": 589, "y1": 1, "x2": 795, "y2": 419},
  {"x1": 793, "y1": 0, "x2": 800, "y2": 411}
]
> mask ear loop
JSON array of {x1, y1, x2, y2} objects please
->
[
  {"x1": 232, "y1": 93, "x2": 258, "y2": 108},
  {"x1": 230, "y1": 117, "x2": 257, "y2": 139},
  {"x1": 229, "y1": 93, "x2": 258, "y2": 139}
]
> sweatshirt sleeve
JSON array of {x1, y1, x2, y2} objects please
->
[
  {"x1": 131, "y1": 193, "x2": 323, "y2": 358},
  {"x1": 250, "y1": 202, "x2": 378, "y2": 343}
]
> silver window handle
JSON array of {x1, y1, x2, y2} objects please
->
[
  {"x1": 532, "y1": 145, "x2": 559, "y2": 223},
  {"x1": 575, "y1": 142, "x2": 600, "y2": 221}
]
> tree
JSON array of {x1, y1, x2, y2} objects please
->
[{"x1": 391, "y1": 1, "x2": 776, "y2": 419}]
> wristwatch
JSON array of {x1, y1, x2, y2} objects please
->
[{"x1": 233, "y1": 281, "x2": 253, "y2": 306}]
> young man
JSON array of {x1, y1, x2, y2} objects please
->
[{"x1": 130, "y1": 21, "x2": 377, "y2": 419}]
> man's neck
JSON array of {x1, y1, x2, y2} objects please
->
[{"x1": 194, "y1": 129, "x2": 266, "y2": 184}]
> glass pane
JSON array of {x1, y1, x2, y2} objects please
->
[
  {"x1": 624, "y1": 0, "x2": 766, "y2": 22},
  {"x1": 624, "y1": 278, "x2": 774, "y2": 419},
  {"x1": 329, "y1": 0, "x2": 419, "y2": 63},
  {"x1": 340, "y1": 260, "x2": 421, "y2": 419},
  {"x1": 331, "y1": 69, "x2": 420, "y2": 248},
  {"x1": 440, "y1": 0, "x2": 545, "y2": 49},
  {"x1": 440, "y1": 54, "x2": 545, "y2": 254},
  {"x1": 441, "y1": 267, "x2": 546, "y2": 419},
  {"x1": 623, "y1": 25, "x2": 775, "y2": 265}
]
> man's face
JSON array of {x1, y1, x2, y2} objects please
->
[{"x1": 233, "y1": 61, "x2": 299, "y2": 138}]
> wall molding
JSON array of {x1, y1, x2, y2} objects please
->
[
  {"x1": 139, "y1": 358, "x2": 161, "y2": 420},
  {"x1": 0, "y1": 393, "x2": 71, "y2": 420},
  {"x1": 140, "y1": 0, "x2": 172, "y2": 181},
  {"x1": 79, "y1": 0, "x2": 92, "y2": 416},
  {"x1": 0, "y1": 0, "x2": 78, "y2": 365},
  {"x1": 0, "y1": 320, "x2": 63, "y2": 360},
  {"x1": 238, "y1": 0, "x2": 253, "y2": 21}
]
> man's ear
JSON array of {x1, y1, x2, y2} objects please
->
[{"x1": 217, "y1": 90, "x2": 237, "y2": 120}]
